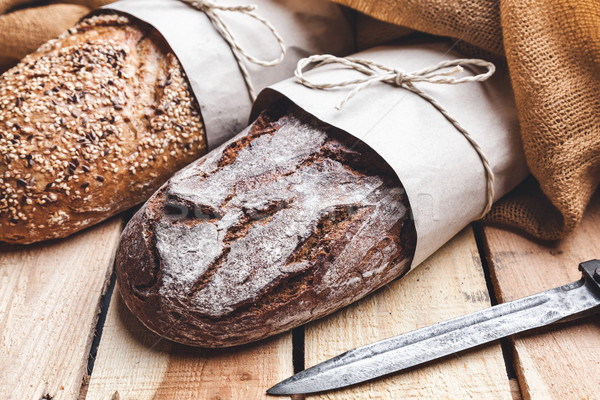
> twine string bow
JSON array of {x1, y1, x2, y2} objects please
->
[
  {"x1": 295, "y1": 55, "x2": 497, "y2": 217},
  {"x1": 181, "y1": 0, "x2": 286, "y2": 101}
]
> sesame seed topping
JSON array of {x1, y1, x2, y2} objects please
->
[{"x1": 0, "y1": 13, "x2": 205, "y2": 234}]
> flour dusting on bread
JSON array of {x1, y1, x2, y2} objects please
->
[{"x1": 116, "y1": 101, "x2": 416, "y2": 347}]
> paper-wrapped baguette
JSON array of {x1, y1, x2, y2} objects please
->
[
  {"x1": 0, "y1": 15, "x2": 206, "y2": 244},
  {"x1": 116, "y1": 99, "x2": 417, "y2": 347},
  {"x1": 116, "y1": 40, "x2": 528, "y2": 348}
]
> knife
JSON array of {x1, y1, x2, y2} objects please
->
[{"x1": 268, "y1": 260, "x2": 600, "y2": 395}]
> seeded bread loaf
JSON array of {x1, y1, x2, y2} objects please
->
[
  {"x1": 116, "y1": 100, "x2": 416, "y2": 347},
  {"x1": 0, "y1": 14, "x2": 206, "y2": 244}
]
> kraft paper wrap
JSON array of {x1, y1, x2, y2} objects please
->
[
  {"x1": 253, "y1": 41, "x2": 529, "y2": 268},
  {"x1": 103, "y1": 0, "x2": 354, "y2": 149}
]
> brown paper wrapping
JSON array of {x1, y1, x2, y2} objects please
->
[
  {"x1": 104, "y1": 0, "x2": 355, "y2": 149},
  {"x1": 253, "y1": 41, "x2": 529, "y2": 267}
]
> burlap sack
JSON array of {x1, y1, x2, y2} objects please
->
[
  {"x1": 0, "y1": 0, "x2": 114, "y2": 72},
  {"x1": 333, "y1": 0, "x2": 600, "y2": 241}
]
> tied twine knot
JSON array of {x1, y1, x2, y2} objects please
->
[
  {"x1": 295, "y1": 55, "x2": 497, "y2": 218},
  {"x1": 181, "y1": 0, "x2": 286, "y2": 101}
]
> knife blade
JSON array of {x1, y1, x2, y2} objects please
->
[{"x1": 267, "y1": 260, "x2": 600, "y2": 396}]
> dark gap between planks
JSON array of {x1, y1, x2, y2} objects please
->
[
  {"x1": 86, "y1": 208, "x2": 138, "y2": 376},
  {"x1": 472, "y1": 222, "x2": 518, "y2": 381},
  {"x1": 292, "y1": 325, "x2": 306, "y2": 374},
  {"x1": 291, "y1": 326, "x2": 307, "y2": 400},
  {"x1": 86, "y1": 253, "x2": 118, "y2": 375}
]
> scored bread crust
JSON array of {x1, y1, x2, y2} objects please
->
[
  {"x1": 0, "y1": 14, "x2": 206, "y2": 244},
  {"x1": 117, "y1": 101, "x2": 416, "y2": 348}
]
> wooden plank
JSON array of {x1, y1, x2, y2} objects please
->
[
  {"x1": 304, "y1": 227, "x2": 513, "y2": 399},
  {"x1": 483, "y1": 193, "x2": 600, "y2": 400},
  {"x1": 509, "y1": 378, "x2": 523, "y2": 400},
  {"x1": 0, "y1": 217, "x2": 122, "y2": 400},
  {"x1": 86, "y1": 285, "x2": 293, "y2": 400}
]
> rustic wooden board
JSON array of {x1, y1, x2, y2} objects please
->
[
  {"x1": 304, "y1": 228, "x2": 513, "y2": 399},
  {"x1": 0, "y1": 217, "x2": 122, "y2": 400},
  {"x1": 509, "y1": 378, "x2": 523, "y2": 400},
  {"x1": 86, "y1": 286, "x2": 293, "y2": 400},
  {"x1": 483, "y1": 193, "x2": 600, "y2": 399}
]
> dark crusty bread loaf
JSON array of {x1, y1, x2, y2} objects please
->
[
  {"x1": 116, "y1": 100, "x2": 416, "y2": 347},
  {"x1": 0, "y1": 14, "x2": 205, "y2": 243}
]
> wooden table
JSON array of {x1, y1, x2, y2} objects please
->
[{"x1": 2, "y1": 193, "x2": 600, "y2": 400}]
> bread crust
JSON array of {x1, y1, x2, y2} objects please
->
[
  {"x1": 117, "y1": 101, "x2": 416, "y2": 347},
  {"x1": 0, "y1": 14, "x2": 206, "y2": 243}
]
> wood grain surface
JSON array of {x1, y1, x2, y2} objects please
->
[
  {"x1": 303, "y1": 228, "x2": 513, "y2": 399},
  {"x1": 86, "y1": 287, "x2": 293, "y2": 400},
  {"x1": 0, "y1": 217, "x2": 122, "y2": 400},
  {"x1": 482, "y1": 193, "x2": 600, "y2": 400},
  {"x1": 5, "y1": 196, "x2": 599, "y2": 399}
]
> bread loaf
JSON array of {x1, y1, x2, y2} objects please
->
[
  {"x1": 0, "y1": 14, "x2": 206, "y2": 243},
  {"x1": 116, "y1": 100, "x2": 416, "y2": 347}
]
